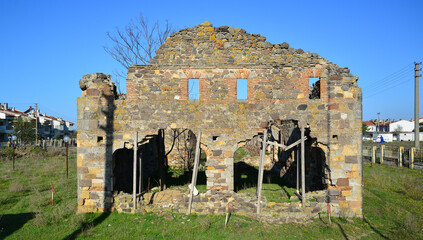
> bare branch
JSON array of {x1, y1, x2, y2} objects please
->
[{"x1": 104, "y1": 12, "x2": 177, "y2": 92}]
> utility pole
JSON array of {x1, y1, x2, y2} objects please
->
[
  {"x1": 35, "y1": 103, "x2": 38, "y2": 146},
  {"x1": 415, "y1": 62, "x2": 421, "y2": 149},
  {"x1": 377, "y1": 112, "x2": 380, "y2": 133}
]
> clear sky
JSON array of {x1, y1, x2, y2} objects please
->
[{"x1": 1, "y1": 0, "x2": 422, "y2": 126}]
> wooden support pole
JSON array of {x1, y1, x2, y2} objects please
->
[
  {"x1": 187, "y1": 132, "x2": 201, "y2": 215},
  {"x1": 158, "y1": 130, "x2": 166, "y2": 191},
  {"x1": 258, "y1": 137, "x2": 306, "y2": 151},
  {"x1": 380, "y1": 145, "x2": 385, "y2": 164},
  {"x1": 399, "y1": 147, "x2": 404, "y2": 167},
  {"x1": 410, "y1": 147, "x2": 415, "y2": 169},
  {"x1": 372, "y1": 146, "x2": 376, "y2": 164},
  {"x1": 301, "y1": 126, "x2": 305, "y2": 206},
  {"x1": 142, "y1": 151, "x2": 143, "y2": 194},
  {"x1": 284, "y1": 138, "x2": 306, "y2": 151},
  {"x1": 296, "y1": 146, "x2": 299, "y2": 194},
  {"x1": 133, "y1": 132, "x2": 138, "y2": 212},
  {"x1": 257, "y1": 130, "x2": 267, "y2": 215}
]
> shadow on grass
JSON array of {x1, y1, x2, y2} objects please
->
[
  {"x1": 0, "y1": 212, "x2": 34, "y2": 239},
  {"x1": 335, "y1": 222, "x2": 349, "y2": 240},
  {"x1": 363, "y1": 217, "x2": 389, "y2": 239},
  {"x1": 63, "y1": 212, "x2": 111, "y2": 240}
]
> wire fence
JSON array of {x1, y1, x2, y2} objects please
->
[{"x1": 363, "y1": 145, "x2": 423, "y2": 168}]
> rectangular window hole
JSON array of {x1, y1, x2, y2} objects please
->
[
  {"x1": 332, "y1": 135, "x2": 338, "y2": 140},
  {"x1": 212, "y1": 136, "x2": 219, "y2": 141},
  {"x1": 237, "y1": 78, "x2": 248, "y2": 100},
  {"x1": 188, "y1": 78, "x2": 199, "y2": 100},
  {"x1": 309, "y1": 77, "x2": 320, "y2": 99},
  {"x1": 97, "y1": 136, "x2": 103, "y2": 143}
]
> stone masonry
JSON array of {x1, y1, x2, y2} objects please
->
[{"x1": 77, "y1": 21, "x2": 362, "y2": 216}]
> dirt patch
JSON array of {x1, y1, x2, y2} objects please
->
[{"x1": 143, "y1": 189, "x2": 184, "y2": 205}]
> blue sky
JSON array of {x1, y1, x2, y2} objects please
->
[{"x1": 1, "y1": 0, "x2": 422, "y2": 126}]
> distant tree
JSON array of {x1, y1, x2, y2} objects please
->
[
  {"x1": 12, "y1": 117, "x2": 35, "y2": 144},
  {"x1": 362, "y1": 123, "x2": 369, "y2": 135},
  {"x1": 394, "y1": 125, "x2": 403, "y2": 133},
  {"x1": 53, "y1": 134, "x2": 61, "y2": 140},
  {"x1": 104, "y1": 13, "x2": 176, "y2": 92},
  {"x1": 71, "y1": 130, "x2": 77, "y2": 139}
]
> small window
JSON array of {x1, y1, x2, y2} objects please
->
[
  {"x1": 188, "y1": 78, "x2": 199, "y2": 100},
  {"x1": 309, "y1": 77, "x2": 320, "y2": 99},
  {"x1": 237, "y1": 78, "x2": 248, "y2": 99}
]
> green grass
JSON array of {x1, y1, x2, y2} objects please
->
[
  {"x1": 363, "y1": 140, "x2": 423, "y2": 149},
  {"x1": 233, "y1": 148, "x2": 248, "y2": 163},
  {"x1": 1, "y1": 151, "x2": 423, "y2": 239},
  {"x1": 238, "y1": 184, "x2": 298, "y2": 203}
]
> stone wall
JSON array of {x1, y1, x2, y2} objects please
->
[{"x1": 77, "y1": 21, "x2": 362, "y2": 217}]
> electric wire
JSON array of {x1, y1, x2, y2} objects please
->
[
  {"x1": 363, "y1": 69, "x2": 413, "y2": 93},
  {"x1": 361, "y1": 62, "x2": 413, "y2": 89},
  {"x1": 364, "y1": 77, "x2": 413, "y2": 99}
]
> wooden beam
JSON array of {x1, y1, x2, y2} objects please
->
[
  {"x1": 301, "y1": 127, "x2": 305, "y2": 207},
  {"x1": 296, "y1": 146, "x2": 299, "y2": 194},
  {"x1": 187, "y1": 132, "x2": 201, "y2": 215},
  {"x1": 258, "y1": 138, "x2": 285, "y2": 148},
  {"x1": 133, "y1": 132, "x2": 138, "y2": 212},
  {"x1": 258, "y1": 137, "x2": 306, "y2": 151},
  {"x1": 257, "y1": 130, "x2": 267, "y2": 215},
  {"x1": 142, "y1": 148, "x2": 143, "y2": 194},
  {"x1": 284, "y1": 137, "x2": 307, "y2": 151}
]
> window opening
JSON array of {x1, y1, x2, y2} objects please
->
[
  {"x1": 237, "y1": 78, "x2": 248, "y2": 100},
  {"x1": 309, "y1": 77, "x2": 320, "y2": 99},
  {"x1": 188, "y1": 78, "x2": 199, "y2": 100}
]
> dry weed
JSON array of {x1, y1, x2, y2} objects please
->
[{"x1": 8, "y1": 182, "x2": 26, "y2": 193}]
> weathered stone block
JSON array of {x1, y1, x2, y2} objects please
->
[
  {"x1": 80, "y1": 180, "x2": 92, "y2": 187},
  {"x1": 336, "y1": 178, "x2": 349, "y2": 187}
]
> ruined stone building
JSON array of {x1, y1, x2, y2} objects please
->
[{"x1": 77, "y1": 21, "x2": 362, "y2": 218}]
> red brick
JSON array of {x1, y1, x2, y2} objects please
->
[{"x1": 328, "y1": 103, "x2": 339, "y2": 110}]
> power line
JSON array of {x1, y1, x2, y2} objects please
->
[
  {"x1": 361, "y1": 62, "x2": 413, "y2": 89},
  {"x1": 363, "y1": 69, "x2": 413, "y2": 93},
  {"x1": 365, "y1": 77, "x2": 413, "y2": 99}
]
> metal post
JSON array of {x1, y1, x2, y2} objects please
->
[
  {"x1": 133, "y1": 132, "x2": 138, "y2": 212},
  {"x1": 12, "y1": 143, "x2": 15, "y2": 170},
  {"x1": 257, "y1": 130, "x2": 267, "y2": 215},
  {"x1": 415, "y1": 62, "x2": 421, "y2": 150},
  {"x1": 66, "y1": 142, "x2": 69, "y2": 179},
  {"x1": 301, "y1": 126, "x2": 305, "y2": 206},
  {"x1": 188, "y1": 132, "x2": 201, "y2": 215}
]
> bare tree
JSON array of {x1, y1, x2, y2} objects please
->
[{"x1": 104, "y1": 13, "x2": 176, "y2": 92}]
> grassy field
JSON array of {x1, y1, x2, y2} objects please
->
[
  {"x1": 363, "y1": 141, "x2": 423, "y2": 148},
  {"x1": 1, "y1": 148, "x2": 422, "y2": 239}
]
